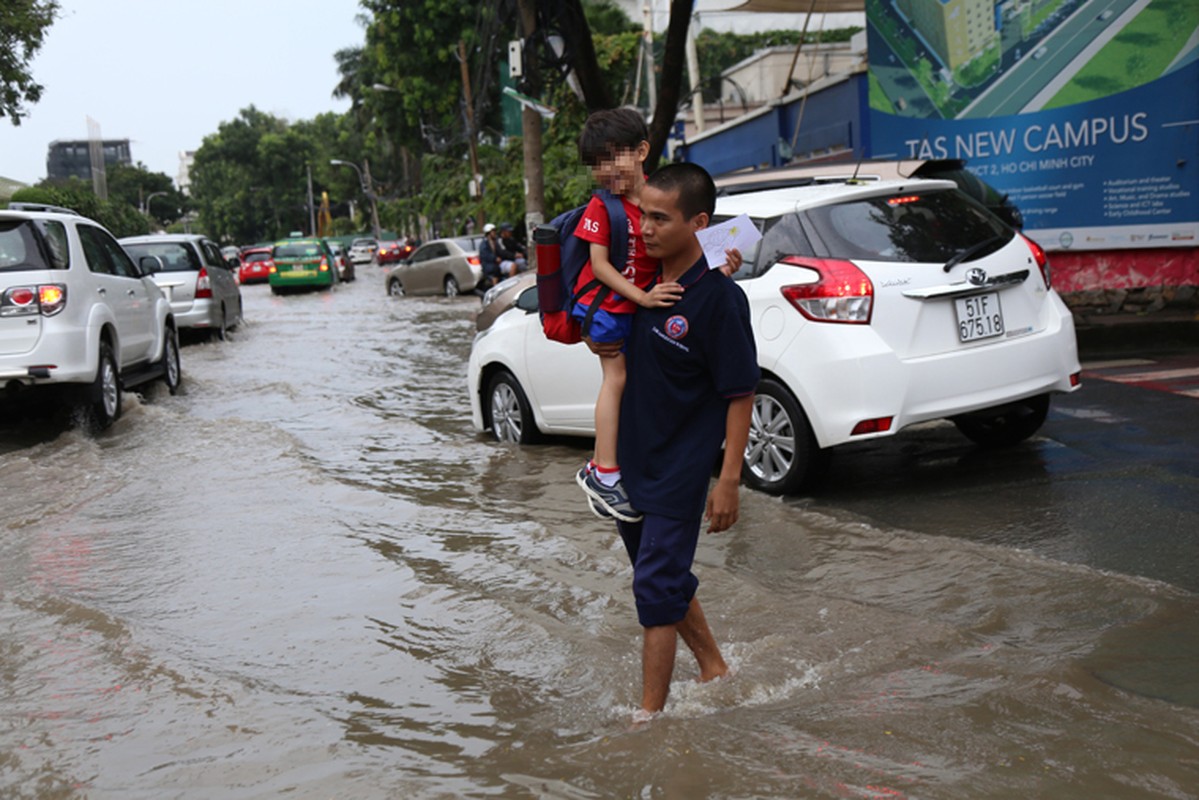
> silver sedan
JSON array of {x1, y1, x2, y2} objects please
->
[
  {"x1": 385, "y1": 236, "x2": 483, "y2": 297},
  {"x1": 120, "y1": 233, "x2": 243, "y2": 340}
]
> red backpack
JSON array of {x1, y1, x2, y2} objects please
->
[{"x1": 532, "y1": 190, "x2": 629, "y2": 344}]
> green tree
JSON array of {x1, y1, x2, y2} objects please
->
[
  {"x1": 103, "y1": 162, "x2": 187, "y2": 226},
  {"x1": 10, "y1": 179, "x2": 149, "y2": 237},
  {"x1": 191, "y1": 106, "x2": 327, "y2": 243},
  {"x1": 0, "y1": 0, "x2": 58, "y2": 125}
]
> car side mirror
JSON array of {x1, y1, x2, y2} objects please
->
[
  {"x1": 515, "y1": 286, "x2": 539, "y2": 313},
  {"x1": 139, "y1": 255, "x2": 163, "y2": 275}
]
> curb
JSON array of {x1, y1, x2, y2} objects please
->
[{"x1": 1073, "y1": 310, "x2": 1199, "y2": 359}]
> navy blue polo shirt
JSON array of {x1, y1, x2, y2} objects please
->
[{"x1": 618, "y1": 256, "x2": 760, "y2": 520}]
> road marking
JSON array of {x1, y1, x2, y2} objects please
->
[
  {"x1": 1102, "y1": 367, "x2": 1199, "y2": 383},
  {"x1": 1054, "y1": 406, "x2": 1128, "y2": 423},
  {"x1": 1081, "y1": 358, "x2": 1155, "y2": 370},
  {"x1": 1083, "y1": 359, "x2": 1199, "y2": 400}
]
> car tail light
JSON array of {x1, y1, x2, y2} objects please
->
[
  {"x1": 467, "y1": 256, "x2": 481, "y2": 266},
  {"x1": 319, "y1": 258, "x2": 329, "y2": 272},
  {"x1": 7, "y1": 287, "x2": 35, "y2": 307},
  {"x1": 1, "y1": 284, "x2": 67, "y2": 317},
  {"x1": 38, "y1": 285, "x2": 67, "y2": 315},
  {"x1": 851, "y1": 416, "x2": 893, "y2": 435},
  {"x1": 1070, "y1": 371, "x2": 1081, "y2": 387},
  {"x1": 196, "y1": 266, "x2": 213, "y2": 298},
  {"x1": 1023, "y1": 235, "x2": 1050, "y2": 288},
  {"x1": 268, "y1": 264, "x2": 277, "y2": 274},
  {"x1": 779, "y1": 257, "x2": 873, "y2": 324}
]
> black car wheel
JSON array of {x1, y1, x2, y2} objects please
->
[
  {"x1": 444, "y1": 275, "x2": 461, "y2": 297},
  {"x1": 487, "y1": 370, "x2": 540, "y2": 444},
  {"x1": 742, "y1": 378, "x2": 827, "y2": 495},
  {"x1": 212, "y1": 308, "x2": 227, "y2": 342},
  {"x1": 953, "y1": 394, "x2": 1050, "y2": 447},
  {"x1": 78, "y1": 341, "x2": 121, "y2": 432},
  {"x1": 388, "y1": 278, "x2": 405, "y2": 297},
  {"x1": 160, "y1": 326, "x2": 181, "y2": 395}
]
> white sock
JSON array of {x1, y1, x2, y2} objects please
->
[{"x1": 595, "y1": 466, "x2": 621, "y2": 487}]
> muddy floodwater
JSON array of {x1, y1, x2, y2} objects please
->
[{"x1": 2, "y1": 276, "x2": 1197, "y2": 799}]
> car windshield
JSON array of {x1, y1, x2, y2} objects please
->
[
  {"x1": 274, "y1": 243, "x2": 323, "y2": 259},
  {"x1": 804, "y1": 188, "x2": 1011, "y2": 263},
  {"x1": 0, "y1": 219, "x2": 70, "y2": 271},
  {"x1": 121, "y1": 241, "x2": 200, "y2": 272}
]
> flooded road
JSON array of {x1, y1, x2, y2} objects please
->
[{"x1": 2, "y1": 274, "x2": 1197, "y2": 799}]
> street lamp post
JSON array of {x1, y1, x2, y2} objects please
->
[
  {"x1": 141, "y1": 190, "x2": 168, "y2": 217},
  {"x1": 330, "y1": 158, "x2": 382, "y2": 242}
]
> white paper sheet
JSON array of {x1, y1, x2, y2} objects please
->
[{"x1": 696, "y1": 214, "x2": 762, "y2": 269}]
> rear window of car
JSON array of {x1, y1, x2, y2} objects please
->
[
  {"x1": 804, "y1": 188, "x2": 1011, "y2": 264},
  {"x1": 244, "y1": 251, "x2": 271, "y2": 263},
  {"x1": 122, "y1": 241, "x2": 201, "y2": 272},
  {"x1": 274, "y1": 242, "x2": 323, "y2": 259},
  {"x1": 0, "y1": 219, "x2": 70, "y2": 271}
]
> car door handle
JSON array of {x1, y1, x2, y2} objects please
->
[
  {"x1": 126, "y1": 289, "x2": 137, "y2": 297},
  {"x1": 97, "y1": 287, "x2": 106, "y2": 296}
]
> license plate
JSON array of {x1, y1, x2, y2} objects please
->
[{"x1": 954, "y1": 292, "x2": 1004, "y2": 342}]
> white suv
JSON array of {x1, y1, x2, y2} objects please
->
[
  {"x1": 0, "y1": 204, "x2": 181, "y2": 430},
  {"x1": 348, "y1": 237, "x2": 378, "y2": 265},
  {"x1": 467, "y1": 179, "x2": 1081, "y2": 494}
]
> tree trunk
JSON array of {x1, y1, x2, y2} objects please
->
[
  {"x1": 645, "y1": 0, "x2": 693, "y2": 171},
  {"x1": 557, "y1": 0, "x2": 613, "y2": 111}
]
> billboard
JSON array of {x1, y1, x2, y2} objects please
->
[{"x1": 866, "y1": 0, "x2": 1199, "y2": 251}]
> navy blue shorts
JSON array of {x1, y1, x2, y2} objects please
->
[
  {"x1": 571, "y1": 304, "x2": 632, "y2": 344},
  {"x1": 616, "y1": 514, "x2": 700, "y2": 627}
]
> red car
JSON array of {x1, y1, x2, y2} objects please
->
[
  {"x1": 238, "y1": 246, "x2": 274, "y2": 284},
  {"x1": 377, "y1": 239, "x2": 416, "y2": 265}
]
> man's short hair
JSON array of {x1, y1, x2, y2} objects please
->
[
  {"x1": 578, "y1": 107, "x2": 649, "y2": 167},
  {"x1": 647, "y1": 163, "x2": 716, "y2": 220}
]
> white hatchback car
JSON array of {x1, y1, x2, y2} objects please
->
[
  {"x1": 1, "y1": 204, "x2": 181, "y2": 430},
  {"x1": 467, "y1": 179, "x2": 1081, "y2": 494}
]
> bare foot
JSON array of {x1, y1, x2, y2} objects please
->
[
  {"x1": 630, "y1": 708, "x2": 657, "y2": 728},
  {"x1": 698, "y1": 661, "x2": 730, "y2": 683}
]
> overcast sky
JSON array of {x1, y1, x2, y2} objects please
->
[
  {"x1": 0, "y1": 0, "x2": 364, "y2": 186},
  {"x1": 0, "y1": 1, "x2": 862, "y2": 188}
]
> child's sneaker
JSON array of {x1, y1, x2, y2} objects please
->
[
  {"x1": 587, "y1": 495, "x2": 613, "y2": 520},
  {"x1": 577, "y1": 469, "x2": 643, "y2": 523},
  {"x1": 576, "y1": 465, "x2": 611, "y2": 519}
]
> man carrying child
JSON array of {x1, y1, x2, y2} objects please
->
[{"x1": 585, "y1": 161, "x2": 760, "y2": 719}]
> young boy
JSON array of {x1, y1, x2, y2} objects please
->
[
  {"x1": 571, "y1": 108, "x2": 682, "y2": 522},
  {"x1": 594, "y1": 162, "x2": 759, "y2": 718}
]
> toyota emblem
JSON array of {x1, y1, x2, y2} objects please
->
[{"x1": 966, "y1": 267, "x2": 988, "y2": 286}]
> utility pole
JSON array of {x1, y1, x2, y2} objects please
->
[
  {"x1": 362, "y1": 158, "x2": 382, "y2": 241},
  {"x1": 517, "y1": 0, "x2": 546, "y2": 255},
  {"x1": 642, "y1": 4, "x2": 657, "y2": 112},
  {"x1": 459, "y1": 39, "x2": 484, "y2": 232},
  {"x1": 306, "y1": 164, "x2": 316, "y2": 236},
  {"x1": 686, "y1": 14, "x2": 704, "y2": 135}
]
